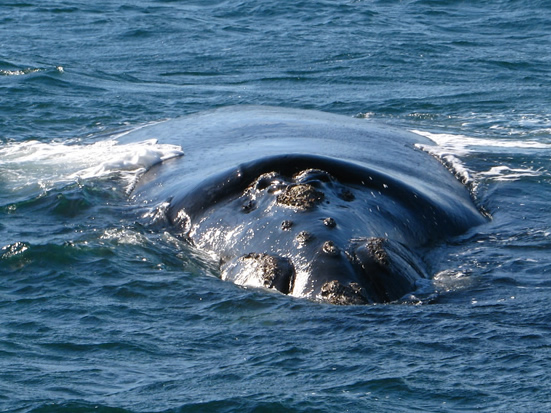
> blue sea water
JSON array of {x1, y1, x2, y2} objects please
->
[{"x1": 1, "y1": 1, "x2": 551, "y2": 412}]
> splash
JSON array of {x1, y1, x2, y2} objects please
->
[
  {"x1": 0, "y1": 138, "x2": 183, "y2": 195},
  {"x1": 412, "y1": 131, "x2": 473, "y2": 186},
  {"x1": 413, "y1": 130, "x2": 551, "y2": 152},
  {"x1": 413, "y1": 129, "x2": 549, "y2": 184},
  {"x1": 478, "y1": 165, "x2": 544, "y2": 182}
]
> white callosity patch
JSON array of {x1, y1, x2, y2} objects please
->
[{"x1": 0, "y1": 139, "x2": 183, "y2": 194}]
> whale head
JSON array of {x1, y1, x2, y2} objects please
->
[{"x1": 165, "y1": 154, "x2": 474, "y2": 304}]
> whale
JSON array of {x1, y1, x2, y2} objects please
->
[{"x1": 123, "y1": 106, "x2": 487, "y2": 304}]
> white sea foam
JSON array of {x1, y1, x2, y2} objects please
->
[
  {"x1": 0, "y1": 138, "x2": 183, "y2": 194},
  {"x1": 477, "y1": 165, "x2": 544, "y2": 182},
  {"x1": 0, "y1": 68, "x2": 41, "y2": 76},
  {"x1": 412, "y1": 131, "x2": 473, "y2": 185},
  {"x1": 413, "y1": 130, "x2": 551, "y2": 152},
  {"x1": 412, "y1": 129, "x2": 549, "y2": 184},
  {"x1": 100, "y1": 227, "x2": 149, "y2": 246},
  {"x1": 432, "y1": 269, "x2": 475, "y2": 294},
  {"x1": 0, "y1": 66, "x2": 63, "y2": 76}
]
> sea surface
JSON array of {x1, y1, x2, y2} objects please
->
[{"x1": 1, "y1": 1, "x2": 551, "y2": 412}]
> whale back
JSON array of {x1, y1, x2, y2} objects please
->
[
  {"x1": 125, "y1": 106, "x2": 483, "y2": 229},
  {"x1": 122, "y1": 106, "x2": 487, "y2": 303}
]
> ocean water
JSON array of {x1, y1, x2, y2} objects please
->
[{"x1": 1, "y1": 1, "x2": 551, "y2": 412}]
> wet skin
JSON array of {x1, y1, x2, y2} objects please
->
[
  {"x1": 166, "y1": 154, "x2": 484, "y2": 304},
  {"x1": 127, "y1": 107, "x2": 487, "y2": 304}
]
